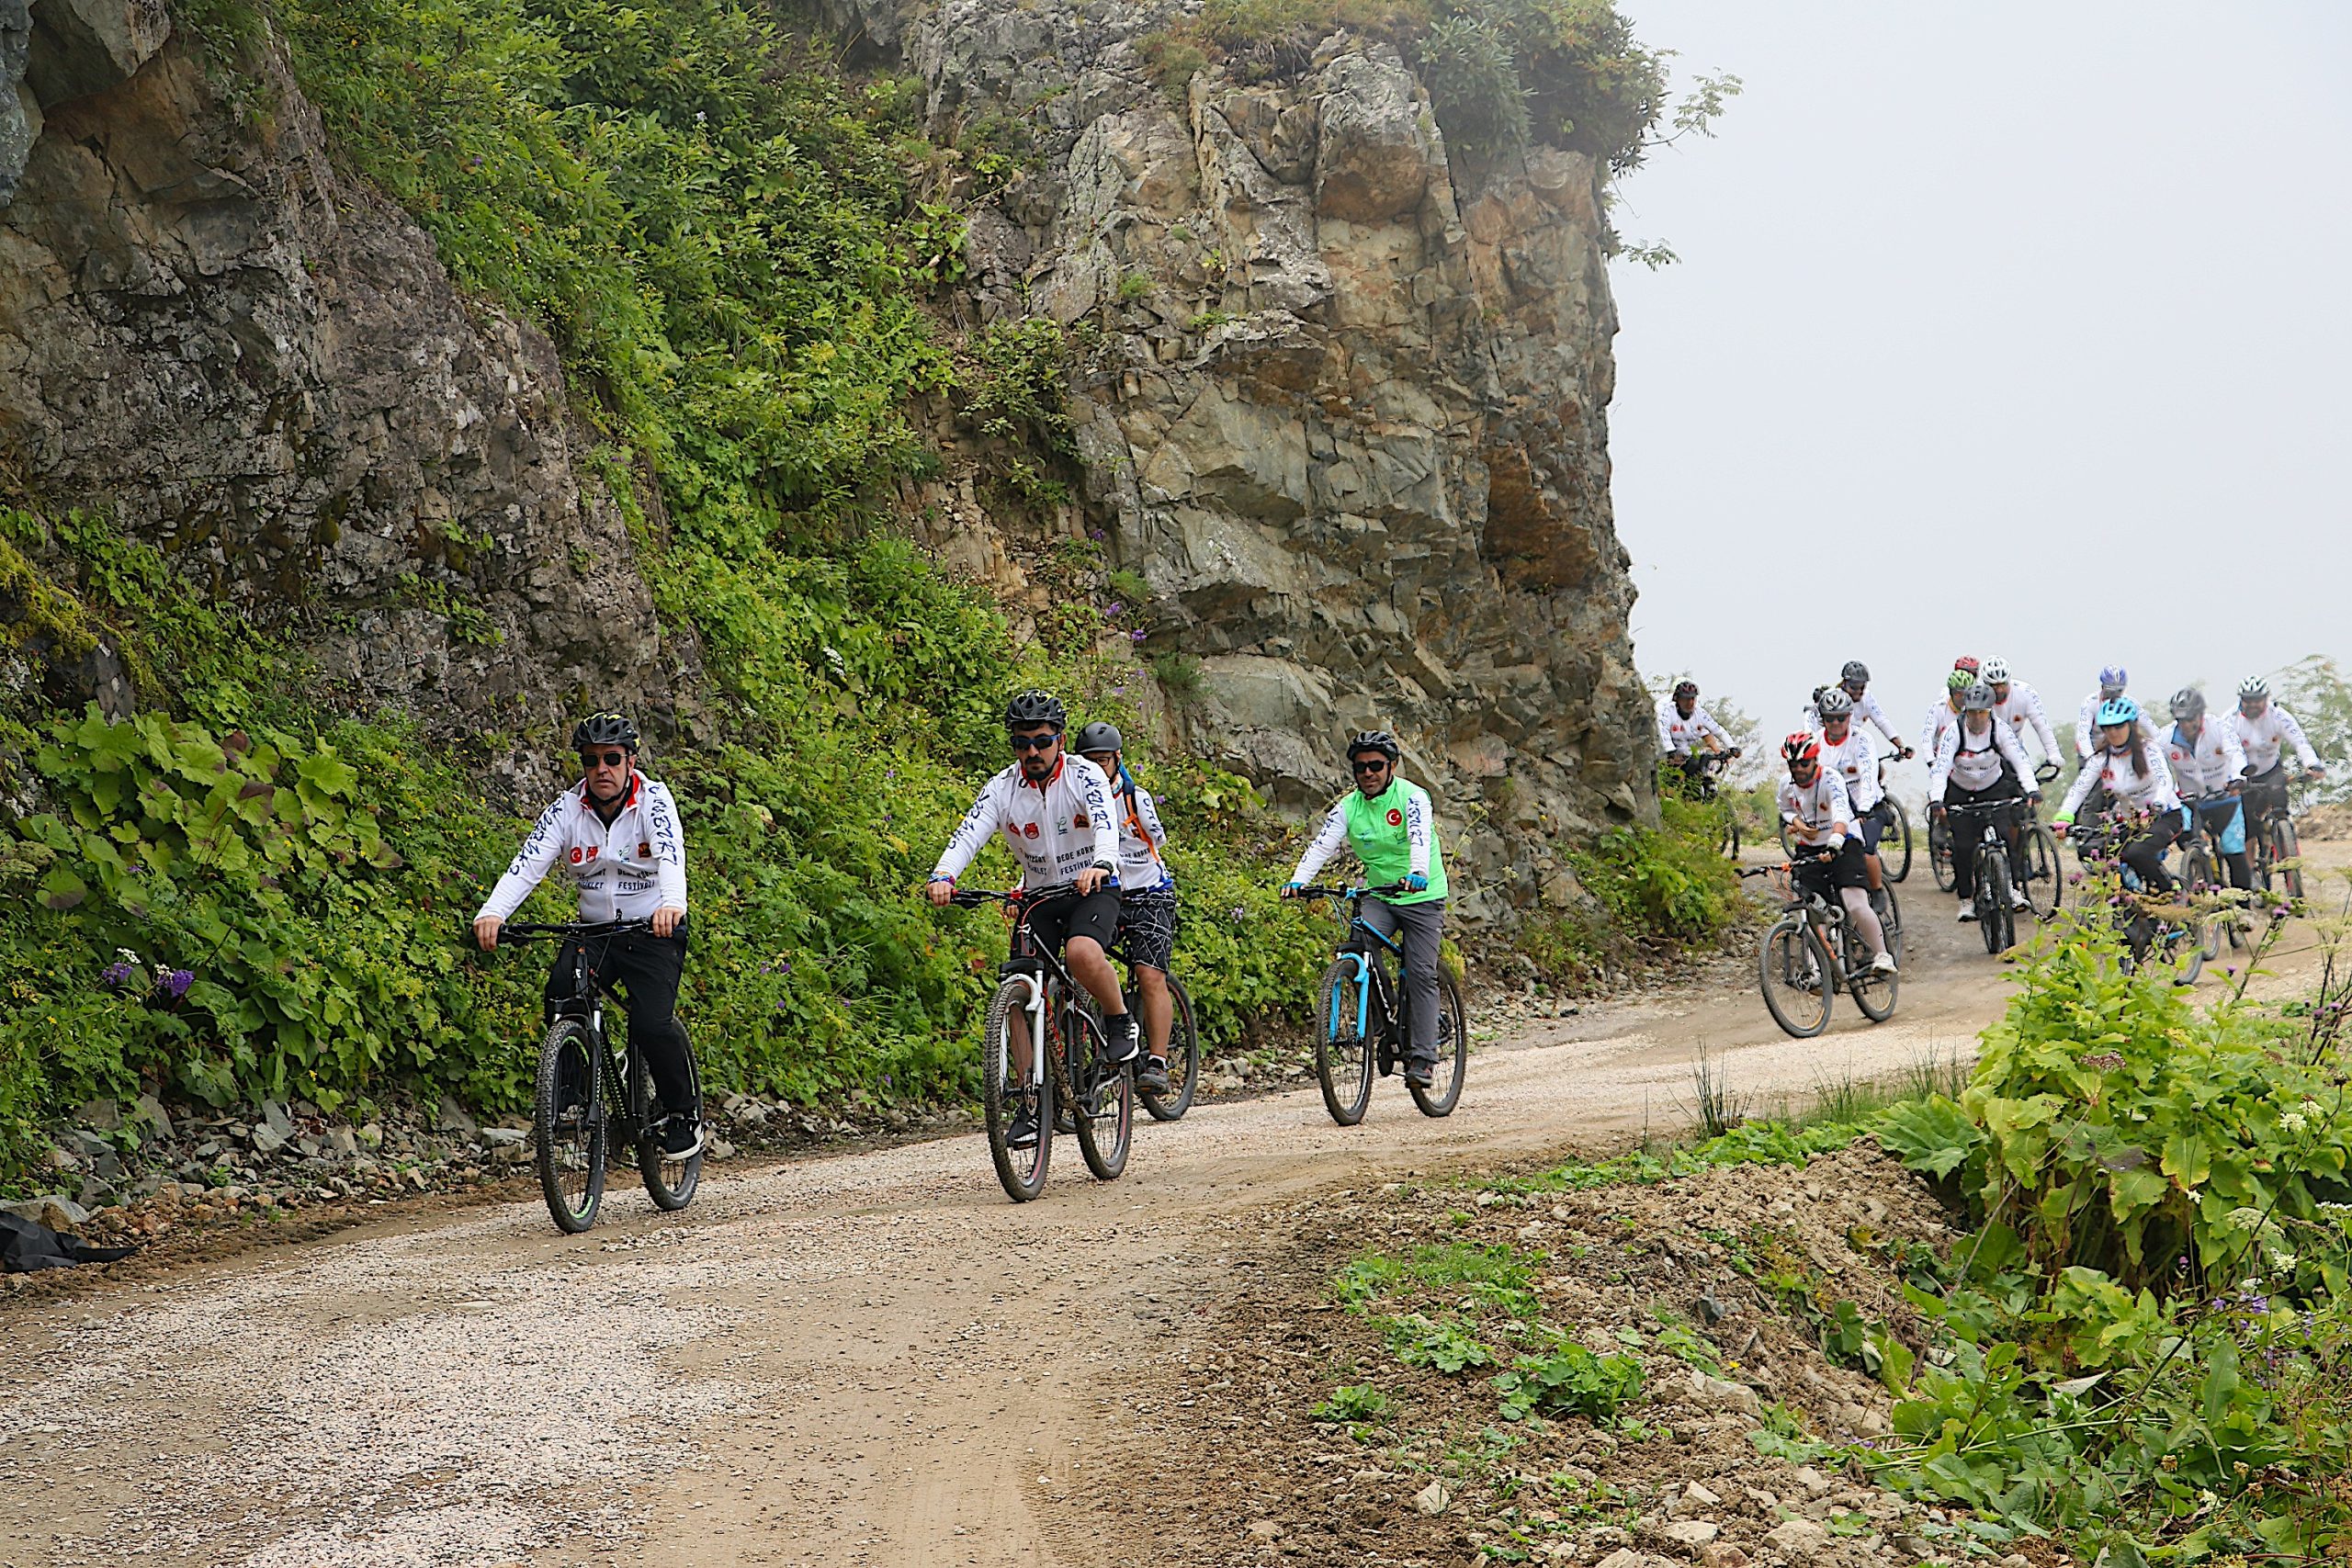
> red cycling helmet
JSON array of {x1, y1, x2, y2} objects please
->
[
  {"x1": 1952, "y1": 656, "x2": 1981, "y2": 675},
  {"x1": 1781, "y1": 732, "x2": 1821, "y2": 766}
]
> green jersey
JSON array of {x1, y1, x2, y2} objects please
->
[{"x1": 1292, "y1": 777, "x2": 1447, "y2": 905}]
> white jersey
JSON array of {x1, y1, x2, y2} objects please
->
[
  {"x1": 2227, "y1": 705, "x2": 2319, "y2": 775},
  {"x1": 1920, "y1": 699, "x2": 1960, "y2": 763},
  {"x1": 1929, "y1": 714, "x2": 2031, "y2": 798},
  {"x1": 1804, "y1": 692, "x2": 1903, "y2": 751},
  {"x1": 2077, "y1": 692, "x2": 2157, "y2": 759},
  {"x1": 1108, "y1": 775, "x2": 1174, "y2": 892},
  {"x1": 2062, "y1": 742, "x2": 2182, "y2": 819},
  {"x1": 1990, "y1": 680, "x2": 2060, "y2": 763},
  {"x1": 478, "y1": 773, "x2": 689, "y2": 923},
  {"x1": 1817, "y1": 728, "x2": 1882, "y2": 814},
  {"x1": 1778, "y1": 768, "x2": 1854, "y2": 849},
  {"x1": 2165, "y1": 720, "x2": 2248, "y2": 798},
  {"x1": 1657, "y1": 699, "x2": 1729, "y2": 757},
  {"x1": 931, "y1": 755, "x2": 1118, "y2": 890}
]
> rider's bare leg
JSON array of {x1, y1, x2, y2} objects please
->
[
  {"x1": 1840, "y1": 887, "x2": 1888, "y2": 956},
  {"x1": 1134, "y1": 965, "x2": 1172, "y2": 1060},
  {"x1": 1065, "y1": 935, "x2": 1129, "y2": 1020}
]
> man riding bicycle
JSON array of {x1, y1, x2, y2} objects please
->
[
  {"x1": 1920, "y1": 669, "x2": 1973, "y2": 763},
  {"x1": 1657, "y1": 681, "x2": 1739, "y2": 792},
  {"x1": 1981, "y1": 657, "x2": 2062, "y2": 775},
  {"x1": 2228, "y1": 677, "x2": 2325, "y2": 837},
  {"x1": 927, "y1": 692, "x2": 1137, "y2": 1150},
  {"x1": 2164, "y1": 687, "x2": 2252, "y2": 891},
  {"x1": 1813, "y1": 690, "x2": 1894, "y2": 908},
  {"x1": 1929, "y1": 682, "x2": 2039, "y2": 922},
  {"x1": 1281, "y1": 731, "x2": 1449, "y2": 1089},
  {"x1": 1777, "y1": 732, "x2": 1895, "y2": 974},
  {"x1": 1805, "y1": 661, "x2": 1911, "y2": 759},
  {"x1": 1073, "y1": 721, "x2": 1175, "y2": 1099},
  {"x1": 472, "y1": 713, "x2": 702, "y2": 1160}
]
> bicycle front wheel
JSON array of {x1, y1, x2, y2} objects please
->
[
  {"x1": 635, "y1": 1044, "x2": 703, "y2": 1213},
  {"x1": 2181, "y1": 844, "x2": 2222, "y2": 963},
  {"x1": 982, "y1": 980, "x2": 1051, "y2": 1202},
  {"x1": 1314, "y1": 957, "x2": 1375, "y2": 1125},
  {"x1": 1067, "y1": 1002, "x2": 1133, "y2": 1182},
  {"x1": 1758, "y1": 916, "x2": 1833, "y2": 1039},
  {"x1": 2021, "y1": 824, "x2": 2062, "y2": 919},
  {"x1": 1883, "y1": 798, "x2": 1913, "y2": 884},
  {"x1": 2274, "y1": 818, "x2": 2304, "y2": 901},
  {"x1": 1408, "y1": 967, "x2": 1468, "y2": 1118},
  {"x1": 1138, "y1": 976, "x2": 1199, "y2": 1122},
  {"x1": 534, "y1": 1017, "x2": 607, "y2": 1234},
  {"x1": 1978, "y1": 851, "x2": 2015, "y2": 954},
  {"x1": 1929, "y1": 817, "x2": 1955, "y2": 893}
]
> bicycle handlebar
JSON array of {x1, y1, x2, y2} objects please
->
[
  {"x1": 1292, "y1": 881, "x2": 1410, "y2": 901},
  {"x1": 944, "y1": 881, "x2": 1080, "y2": 910},
  {"x1": 490, "y1": 918, "x2": 655, "y2": 948}
]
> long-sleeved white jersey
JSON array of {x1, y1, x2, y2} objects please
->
[
  {"x1": 2227, "y1": 705, "x2": 2320, "y2": 775},
  {"x1": 477, "y1": 773, "x2": 689, "y2": 923},
  {"x1": 2062, "y1": 741, "x2": 2182, "y2": 818},
  {"x1": 1778, "y1": 768, "x2": 1854, "y2": 848},
  {"x1": 2165, "y1": 719, "x2": 2248, "y2": 798},
  {"x1": 1803, "y1": 691, "x2": 1904, "y2": 751},
  {"x1": 1991, "y1": 680, "x2": 2060, "y2": 764},
  {"x1": 1657, "y1": 698, "x2": 1730, "y2": 757},
  {"x1": 1818, "y1": 728, "x2": 1883, "y2": 813},
  {"x1": 931, "y1": 755, "x2": 1119, "y2": 889},
  {"x1": 1929, "y1": 714, "x2": 2031, "y2": 798},
  {"x1": 1920, "y1": 699, "x2": 1961, "y2": 763},
  {"x1": 1108, "y1": 774, "x2": 1174, "y2": 892},
  {"x1": 2077, "y1": 691, "x2": 2158, "y2": 758}
]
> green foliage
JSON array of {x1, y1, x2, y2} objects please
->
[
  {"x1": 2270, "y1": 654, "x2": 2352, "y2": 804},
  {"x1": 1565, "y1": 795, "x2": 1740, "y2": 942},
  {"x1": 1309, "y1": 1382, "x2": 1394, "y2": 1423},
  {"x1": 1336, "y1": 1241, "x2": 1542, "y2": 1318},
  {"x1": 1490, "y1": 1340, "x2": 1643, "y2": 1423},
  {"x1": 1419, "y1": 17, "x2": 1531, "y2": 161},
  {"x1": 1387, "y1": 1312, "x2": 1498, "y2": 1372}
]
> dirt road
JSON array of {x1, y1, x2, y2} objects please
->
[{"x1": 2, "y1": 863, "x2": 2339, "y2": 1568}]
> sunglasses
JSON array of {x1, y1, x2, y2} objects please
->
[
  {"x1": 580, "y1": 750, "x2": 630, "y2": 768},
  {"x1": 1009, "y1": 732, "x2": 1060, "y2": 753},
  {"x1": 1351, "y1": 758, "x2": 1390, "y2": 775}
]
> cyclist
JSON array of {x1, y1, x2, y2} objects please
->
[
  {"x1": 1073, "y1": 721, "x2": 1175, "y2": 1098},
  {"x1": 927, "y1": 692, "x2": 1136, "y2": 1150},
  {"x1": 2054, "y1": 697, "x2": 2183, "y2": 893},
  {"x1": 1777, "y1": 732, "x2": 1895, "y2": 974},
  {"x1": 2165, "y1": 687, "x2": 2252, "y2": 892},
  {"x1": 1920, "y1": 669, "x2": 1972, "y2": 763},
  {"x1": 1281, "y1": 731, "x2": 1449, "y2": 1089},
  {"x1": 1814, "y1": 689, "x2": 1894, "y2": 908},
  {"x1": 2075, "y1": 665, "x2": 2154, "y2": 760},
  {"x1": 471, "y1": 713, "x2": 701, "y2": 1160},
  {"x1": 2229, "y1": 676, "x2": 2325, "y2": 841},
  {"x1": 1982, "y1": 657, "x2": 2062, "y2": 775},
  {"x1": 1804, "y1": 661, "x2": 1911, "y2": 758},
  {"x1": 1929, "y1": 682, "x2": 2038, "y2": 922},
  {"x1": 1657, "y1": 680, "x2": 1739, "y2": 791}
]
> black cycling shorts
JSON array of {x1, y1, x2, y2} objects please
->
[
  {"x1": 1794, "y1": 837, "x2": 1871, "y2": 895},
  {"x1": 1023, "y1": 886, "x2": 1120, "y2": 957},
  {"x1": 1117, "y1": 886, "x2": 1179, "y2": 972}
]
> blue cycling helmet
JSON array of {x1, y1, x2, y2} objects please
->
[
  {"x1": 2098, "y1": 665, "x2": 2128, "y2": 693},
  {"x1": 2096, "y1": 697, "x2": 2141, "y2": 728}
]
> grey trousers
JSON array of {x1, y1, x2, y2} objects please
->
[{"x1": 1360, "y1": 897, "x2": 1445, "y2": 1066}]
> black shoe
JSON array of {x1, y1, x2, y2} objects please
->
[
  {"x1": 1102, "y1": 1011, "x2": 1140, "y2": 1066},
  {"x1": 1404, "y1": 1062, "x2": 1434, "y2": 1090},
  {"x1": 1007, "y1": 1096, "x2": 1040, "y2": 1150},
  {"x1": 657, "y1": 1115, "x2": 704, "y2": 1160},
  {"x1": 1136, "y1": 1055, "x2": 1172, "y2": 1096}
]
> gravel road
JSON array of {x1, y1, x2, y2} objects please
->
[{"x1": 2, "y1": 854, "x2": 2339, "y2": 1567}]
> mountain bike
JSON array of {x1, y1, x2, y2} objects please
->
[
  {"x1": 496, "y1": 919, "x2": 703, "y2": 1235},
  {"x1": 1873, "y1": 766, "x2": 1914, "y2": 884},
  {"x1": 2245, "y1": 784, "x2": 2306, "y2": 903},
  {"x1": 1943, "y1": 797, "x2": 2030, "y2": 955},
  {"x1": 1739, "y1": 851, "x2": 1900, "y2": 1039},
  {"x1": 1109, "y1": 937, "x2": 1198, "y2": 1122},
  {"x1": 946, "y1": 885, "x2": 1132, "y2": 1202},
  {"x1": 2071, "y1": 818, "x2": 2204, "y2": 985},
  {"x1": 1296, "y1": 883, "x2": 1466, "y2": 1124},
  {"x1": 2176, "y1": 796, "x2": 2248, "y2": 956}
]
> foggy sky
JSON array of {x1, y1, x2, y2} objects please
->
[{"x1": 1606, "y1": 1, "x2": 2352, "y2": 758}]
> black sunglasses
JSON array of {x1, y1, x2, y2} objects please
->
[
  {"x1": 1009, "y1": 732, "x2": 1060, "y2": 753},
  {"x1": 1351, "y1": 758, "x2": 1390, "y2": 774},
  {"x1": 580, "y1": 749, "x2": 630, "y2": 768}
]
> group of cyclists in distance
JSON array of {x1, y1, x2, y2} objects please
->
[{"x1": 1657, "y1": 659, "x2": 2327, "y2": 946}]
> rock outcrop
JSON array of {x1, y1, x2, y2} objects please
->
[
  {"x1": 0, "y1": 5, "x2": 697, "y2": 788},
  {"x1": 875, "y1": 0, "x2": 1657, "y2": 919}
]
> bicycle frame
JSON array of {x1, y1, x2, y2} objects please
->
[
  {"x1": 500, "y1": 919, "x2": 661, "y2": 1142},
  {"x1": 1300, "y1": 883, "x2": 1412, "y2": 1045}
]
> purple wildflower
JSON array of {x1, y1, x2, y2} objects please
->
[
  {"x1": 777, "y1": 960, "x2": 793, "y2": 976},
  {"x1": 1090, "y1": 530, "x2": 1107, "y2": 542},
  {"x1": 1129, "y1": 630, "x2": 1148, "y2": 644},
  {"x1": 101, "y1": 960, "x2": 138, "y2": 989},
  {"x1": 165, "y1": 969, "x2": 194, "y2": 998},
  {"x1": 1105, "y1": 603, "x2": 1124, "y2": 619},
  {"x1": 1229, "y1": 905, "x2": 1247, "y2": 922},
  {"x1": 775, "y1": 998, "x2": 789, "y2": 1013}
]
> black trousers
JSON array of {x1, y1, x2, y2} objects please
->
[
  {"x1": 1943, "y1": 772, "x2": 2025, "y2": 900},
  {"x1": 547, "y1": 921, "x2": 696, "y2": 1115}
]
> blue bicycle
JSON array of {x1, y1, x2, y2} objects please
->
[{"x1": 1296, "y1": 883, "x2": 1466, "y2": 1124}]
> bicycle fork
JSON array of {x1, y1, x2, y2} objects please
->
[
  {"x1": 998, "y1": 972, "x2": 1051, "y2": 1094},
  {"x1": 1329, "y1": 952, "x2": 1373, "y2": 1041}
]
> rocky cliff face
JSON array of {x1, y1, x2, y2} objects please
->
[
  {"x1": 0, "y1": 4, "x2": 698, "y2": 791},
  {"x1": 859, "y1": 0, "x2": 1657, "y2": 920}
]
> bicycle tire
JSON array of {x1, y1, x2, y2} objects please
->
[
  {"x1": 1314, "y1": 956, "x2": 1375, "y2": 1125},
  {"x1": 981, "y1": 979, "x2": 1051, "y2": 1202},
  {"x1": 1408, "y1": 967, "x2": 1468, "y2": 1118},
  {"x1": 1883, "y1": 798, "x2": 1913, "y2": 884},
  {"x1": 1778, "y1": 820, "x2": 1796, "y2": 862},
  {"x1": 2275, "y1": 818, "x2": 2303, "y2": 901},
  {"x1": 2182, "y1": 845, "x2": 2222, "y2": 963},
  {"x1": 1137, "y1": 975, "x2": 1199, "y2": 1122},
  {"x1": 1758, "y1": 916, "x2": 1833, "y2": 1039},
  {"x1": 1876, "y1": 881, "x2": 1905, "y2": 968},
  {"x1": 1979, "y1": 849, "x2": 2015, "y2": 955},
  {"x1": 2020, "y1": 823, "x2": 2062, "y2": 919},
  {"x1": 1929, "y1": 816, "x2": 1955, "y2": 893},
  {"x1": 634, "y1": 1043, "x2": 703, "y2": 1213},
  {"x1": 1066, "y1": 998, "x2": 1133, "y2": 1181},
  {"x1": 534, "y1": 1017, "x2": 607, "y2": 1234},
  {"x1": 1844, "y1": 908, "x2": 1897, "y2": 1023}
]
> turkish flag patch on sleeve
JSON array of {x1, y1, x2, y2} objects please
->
[{"x1": 1386, "y1": 808, "x2": 1403, "y2": 827}]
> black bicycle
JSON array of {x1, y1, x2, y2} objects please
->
[
  {"x1": 946, "y1": 885, "x2": 1132, "y2": 1202},
  {"x1": 1942, "y1": 797, "x2": 2032, "y2": 955},
  {"x1": 497, "y1": 919, "x2": 703, "y2": 1235},
  {"x1": 1108, "y1": 938, "x2": 1199, "y2": 1122},
  {"x1": 1741, "y1": 851, "x2": 1900, "y2": 1038},
  {"x1": 2069, "y1": 818, "x2": 2203, "y2": 984},
  {"x1": 2245, "y1": 784, "x2": 2307, "y2": 904},
  {"x1": 1873, "y1": 768, "x2": 1915, "y2": 885},
  {"x1": 1297, "y1": 883, "x2": 1466, "y2": 1124},
  {"x1": 2176, "y1": 797, "x2": 2249, "y2": 957}
]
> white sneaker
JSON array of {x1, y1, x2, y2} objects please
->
[
  {"x1": 1957, "y1": 903, "x2": 1977, "y2": 923},
  {"x1": 2010, "y1": 888, "x2": 2030, "y2": 911},
  {"x1": 1871, "y1": 951, "x2": 1898, "y2": 975}
]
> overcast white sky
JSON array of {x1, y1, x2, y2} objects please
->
[{"x1": 1608, "y1": 1, "x2": 2352, "y2": 756}]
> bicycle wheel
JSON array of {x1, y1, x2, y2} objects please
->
[
  {"x1": 1067, "y1": 999, "x2": 1133, "y2": 1181},
  {"x1": 1408, "y1": 967, "x2": 1468, "y2": 1118},
  {"x1": 2019, "y1": 824, "x2": 2061, "y2": 919},
  {"x1": 1314, "y1": 956, "x2": 1375, "y2": 1125},
  {"x1": 634, "y1": 1043, "x2": 703, "y2": 1213},
  {"x1": 534, "y1": 1017, "x2": 607, "y2": 1234},
  {"x1": 1978, "y1": 850, "x2": 2015, "y2": 954},
  {"x1": 2181, "y1": 844, "x2": 2222, "y2": 963},
  {"x1": 1137, "y1": 975, "x2": 1199, "y2": 1122},
  {"x1": 981, "y1": 979, "x2": 1051, "y2": 1202},
  {"x1": 1778, "y1": 820, "x2": 1797, "y2": 861},
  {"x1": 1929, "y1": 816, "x2": 1955, "y2": 892},
  {"x1": 1883, "y1": 798, "x2": 1913, "y2": 884},
  {"x1": 1758, "y1": 916, "x2": 1833, "y2": 1039},
  {"x1": 1875, "y1": 881, "x2": 1905, "y2": 968},
  {"x1": 1846, "y1": 914, "x2": 1897, "y2": 1023},
  {"x1": 2274, "y1": 818, "x2": 2304, "y2": 901}
]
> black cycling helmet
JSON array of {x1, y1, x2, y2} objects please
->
[
  {"x1": 1671, "y1": 680, "x2": 1698, "y2": 700},
  {"x1": 1962, "y1": 682, "x2": 1995, "y2": 713},
  {"x1": 1817, "y1": 687, "x2": 1854, "y2": 718},
  {"x1": 1004, "y1": 690, "x2": 1067, "y2": 731},
  {"x1": 2169, "y1": 687, "x2": 2205, "y2": 722},
  {"x1": 1840, "y1": 660, "x2": 1870, "y2": 685},
  {"x1": 571, "y1": 712, "x2": 639, "y2": 751},
  {"x1": 1348, "y1": 729, "x2": 1400, "y2": 762},
  {"x1": 1072, "y1": 721, "x2": 1124, "y2": 755}
]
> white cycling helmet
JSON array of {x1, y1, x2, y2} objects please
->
[
  {"x1": 2238, "y1": 676, "x2": 2269, "y2": 701},
  {"x1": 1981, "y1": 656, "x2": 2010, "y2": 684}
]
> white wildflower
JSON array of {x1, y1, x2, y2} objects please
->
[
  {"x1": 2281, "y1": 1112, "x2": 2309, "y2": 1134},
  {"x1": 2225, "y1": 1206, "x2": 2266, "y2": 1233},
  {"x1": 2267, "y1": 1248, "x2": 2299, "y2": 1273}
]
